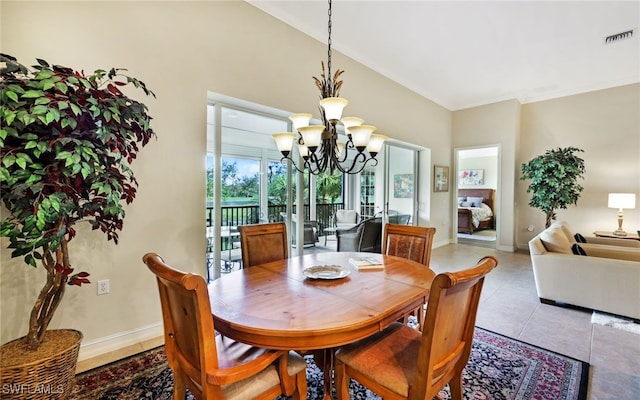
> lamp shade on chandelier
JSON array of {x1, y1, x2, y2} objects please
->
[{"x1": 272, "y1": 0, "x2": 388, "y2": 175}]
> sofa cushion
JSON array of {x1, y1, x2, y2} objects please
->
[
  {"x1": 579, "y1": 243, "x2": 640, "y2": 262},
  {"x1": 540, "y1": 226, "x2": 572, "y2": 254},
  {"x1": 336, "y1": 209, "x2": 358, "y2": 223},
  {"x1": 554, "y1": 222, "x2": 577, "y2": 244},
  {"x1": 574, "y1": 233, "x2": 587, "y2": 243},
  {"x1": 571, "y1": 243, "x2": 587, "y2": 255}
]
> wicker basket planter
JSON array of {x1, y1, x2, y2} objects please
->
[{"x1": 0, "y1": 329, "x2": 82, "y2": 400}]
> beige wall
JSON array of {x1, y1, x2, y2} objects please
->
[
  {"x1": 518, "y1": 84, "x2": 640, "y2": 246},
  {"x1": 452, "y1": 85, "x2": 639, "y2": 250},
  {"x1": 0, "y1": 1, "x2": 451, "y2": 353},
  {"x1": 453, "y1": 100, "x2": 521, "y2": 251}
]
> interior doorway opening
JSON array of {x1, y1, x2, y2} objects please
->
[{"x1": 454, "y1": 146, "x2": 500, "y2": 248}]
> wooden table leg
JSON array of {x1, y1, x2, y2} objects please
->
[
  {"x1": 323, "y1": 348, "x2": 334, "y2": 400},
  {"x1": 312, "y1": 348, "x2": 335, "y2": 400}
]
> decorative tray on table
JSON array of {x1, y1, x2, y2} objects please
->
[{"x1": 303, "y1": 265, "x2": 351, "y2": 280}]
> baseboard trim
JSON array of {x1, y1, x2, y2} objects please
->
[
  {"x1": 77, "y1": 323, "x2": 163, "y2": 363},
  {"x1": 433, "y1": 239, "x2": 451, "y2": 249},
  {"x1": 496, "y1": 244, "x2": 516, "y2": 252}
]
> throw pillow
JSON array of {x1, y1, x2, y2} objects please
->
[
  {"x1": 574, "y1": 233, "x2": 587, "y2": 243},
  {"x1": 571, "y1": 243, "x2": 587, "y2": 255},
  {"x1": 468, "y1": 196, "x2": 484, "y2": 207},
  {"x1": 540, "y1": 226, "x2": 572, "y2": 254},
  {"x1": 461, "y1": 201, "x2": 473, "y2": 207},
  {"x1": 557, "y1": 223, "x2": 576, "y2": 244}
]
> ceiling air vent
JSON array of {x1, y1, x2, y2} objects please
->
[{"x1": 604, "y1": 29, "x2": 634, "y2": 44}]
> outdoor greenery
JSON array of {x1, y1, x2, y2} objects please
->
[
  {"x1": 521, "y1": 147, "x2": 585, "y2": 228},
  {"x1": 206, "y1": 159, "x2": 343, "y2": 206},
  {"x1": 0, "y1": 54, "x2": 155, "y2": 350},
  {"x1": 222, "y1": 160, "x2": 259, "y2": 200}
]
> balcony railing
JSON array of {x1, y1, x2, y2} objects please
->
[{"x1": 206, "y1": 203, "x2": 345, "y2": 239}]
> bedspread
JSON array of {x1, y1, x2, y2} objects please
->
[{"x1": 459, "y1": 203, "x2": 493, "y2": 227}]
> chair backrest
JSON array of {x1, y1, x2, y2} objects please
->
[
  {"x1": 238, "y1": 222, "x2": 288, "y2": 267},
  {"x1": 382, "y1": 224, "x2": 436, "y2": 266},
  {"x1": 411, "y1": 256, "x2": 498, "y2": 399},
  {"x1": 142, "y1": 253, "x2": 219, "y2": 396},
  {"x1": 359, "y1": 217, "x2": 383, "y2": 253},
  {"x1": 336, "y1": 209, "x2": 358, "y2": 224}
]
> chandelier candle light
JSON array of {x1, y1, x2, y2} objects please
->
[
  {"x1": 607, "y1": 193, "x2": 636, "y2": 236},
  {"x1": 272, "y1": 0, "x2": 388, "y2": 175}
]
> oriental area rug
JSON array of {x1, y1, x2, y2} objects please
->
[{"x1": 70, "y1": 328, "x2": 588, "y2": 400}]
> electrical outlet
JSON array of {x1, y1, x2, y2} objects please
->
[{"x1": 97, "y1": 279, "x2": 110, "y2": 295}]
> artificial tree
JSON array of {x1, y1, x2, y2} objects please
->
[
  {"x1": 0, "y1": 54, "x2": 155, "y2": 351},
  {"x1": 520, "y1": 146, "x2": 585, "y2": 229}
]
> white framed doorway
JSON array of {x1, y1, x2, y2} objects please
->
[{"x1": 454, "y1": 145, "x2": 501, "y2": 248}]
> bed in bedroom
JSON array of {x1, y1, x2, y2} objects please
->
[{"x1": 457, "y1": 188, "x2": 495, "y2": 234}]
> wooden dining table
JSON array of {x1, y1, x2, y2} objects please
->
[{"x1": 208, "y1": 251, "x2": 435, "y2": 399}]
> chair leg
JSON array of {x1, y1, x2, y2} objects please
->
[
  {"x1": 449, "y1": 372, "x2": 464, "y2": 400},
  {"x1": 292, "y1": 369, "x2": 308, "y2": 400},
  {"x1": 172, "y1": 374, "x2": 186, "y2": 400},
  {"x1": 334, "y1": 361, "x2": 350, "y2": 400},
  {"x1": 417, "y1": 304, "x2": 426, "y2": 331}
]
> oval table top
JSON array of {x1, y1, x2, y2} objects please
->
[{"x1": 208, "y1": 251, "x2": 435, "y2": 351}]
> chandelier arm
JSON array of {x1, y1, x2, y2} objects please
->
[
  {"x1": 280, "y1": 155, "x2": 308, "y2": 174},
  {"x1": 307, "y1": 158, "x2": 321, "y2": 175},
  {"x1": 344, "y1": 152, "x2": 378, "y2": 175},
  {"x1": 337, "y1": 139, "x2": 355, "y2": 163}
]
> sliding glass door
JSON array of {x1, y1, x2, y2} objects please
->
[
  {"x1": 207, "y1": 102, "x2": 291, "y2": 280},
  {"x1": 384, "y1": 145, "x2": 417, "y2": 225}
]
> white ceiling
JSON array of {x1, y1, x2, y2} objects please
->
[{"x1": 247, "y1": 0, "x2": 640, "y2": 111}]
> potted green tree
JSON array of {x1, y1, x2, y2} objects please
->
[
  {"x1": 521, "y1": 146, "x2": 586, "y2": 228},
  {"x1": 0, "y1": 54, "x2": 155, "y2": 399}
]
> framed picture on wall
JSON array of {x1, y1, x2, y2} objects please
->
[
  {"x1": 459, "y1": 169, "x2": 484, "y2": 185},
  {"x1": 433, "y1": 165, "x2": 449, "y2": 192},
  {"x1": 393, "y1": 174, "x2": 414, "y2": 198}
]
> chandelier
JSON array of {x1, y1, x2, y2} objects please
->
[{"x1": 272, "y1": 0, "x2": 388, "y2": 175}]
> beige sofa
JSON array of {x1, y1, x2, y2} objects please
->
[{"x1": 529, "y1": 221, "x2": 640, "y2": 320}]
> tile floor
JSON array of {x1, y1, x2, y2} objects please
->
[{"x1": 429, "y1": 243, "x2": 640, "y2": 400}]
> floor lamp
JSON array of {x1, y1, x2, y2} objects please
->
[{"x1": 608, "y1": 193, "x2": 636, "y2": 236}]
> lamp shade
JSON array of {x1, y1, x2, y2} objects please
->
[
  {"x1": 319, "y1": 97, "x2": 348, "y2": 121},
  {"x1": 341, "y1": 116, "x2": 364, "y2": 134},
  {"x1": 297, "y1": 125, "x2": 325, "y2": 150},
  {"x1": 289, "y1": 113, "x2": 312, "y2": 130},
  {"x1": 336, "y1": 142, "x2": 346, "y2": 158},
  {"x1": 272, "y1": 132, "x2": 296, "y2": 154},
  {"x1": 348, "y1": 125, "x2": 376, "y2": 149},
  {"x1": 296, "y1": 142, "x2": 310, "y2": 159},
  {"x1": 608, "y1": 193, "x2": 636, "y2": 209},
  {"x1": 366, "y1": 133, "x2": 388, "y2": 155}
]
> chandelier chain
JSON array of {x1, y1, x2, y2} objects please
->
[{"x1": 327, "y1": 0, "x2": 332, "y2": 82}]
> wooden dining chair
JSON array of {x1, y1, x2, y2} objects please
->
[
  {"x1": 382, "y1": 223, "x2": 436, "y2": 265},
  {"x1": 334, "y1": 256, "x2": 498, "y2": 400},
  {"x1": 142, "y1": 253, "x2": 307, "y2": 400},
  {"x1": 382, "y1": 223, "x2": 436, "y2": 329},
  {"x1": 238, "y1": 222, "x2": 288, "y2": 268}
]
